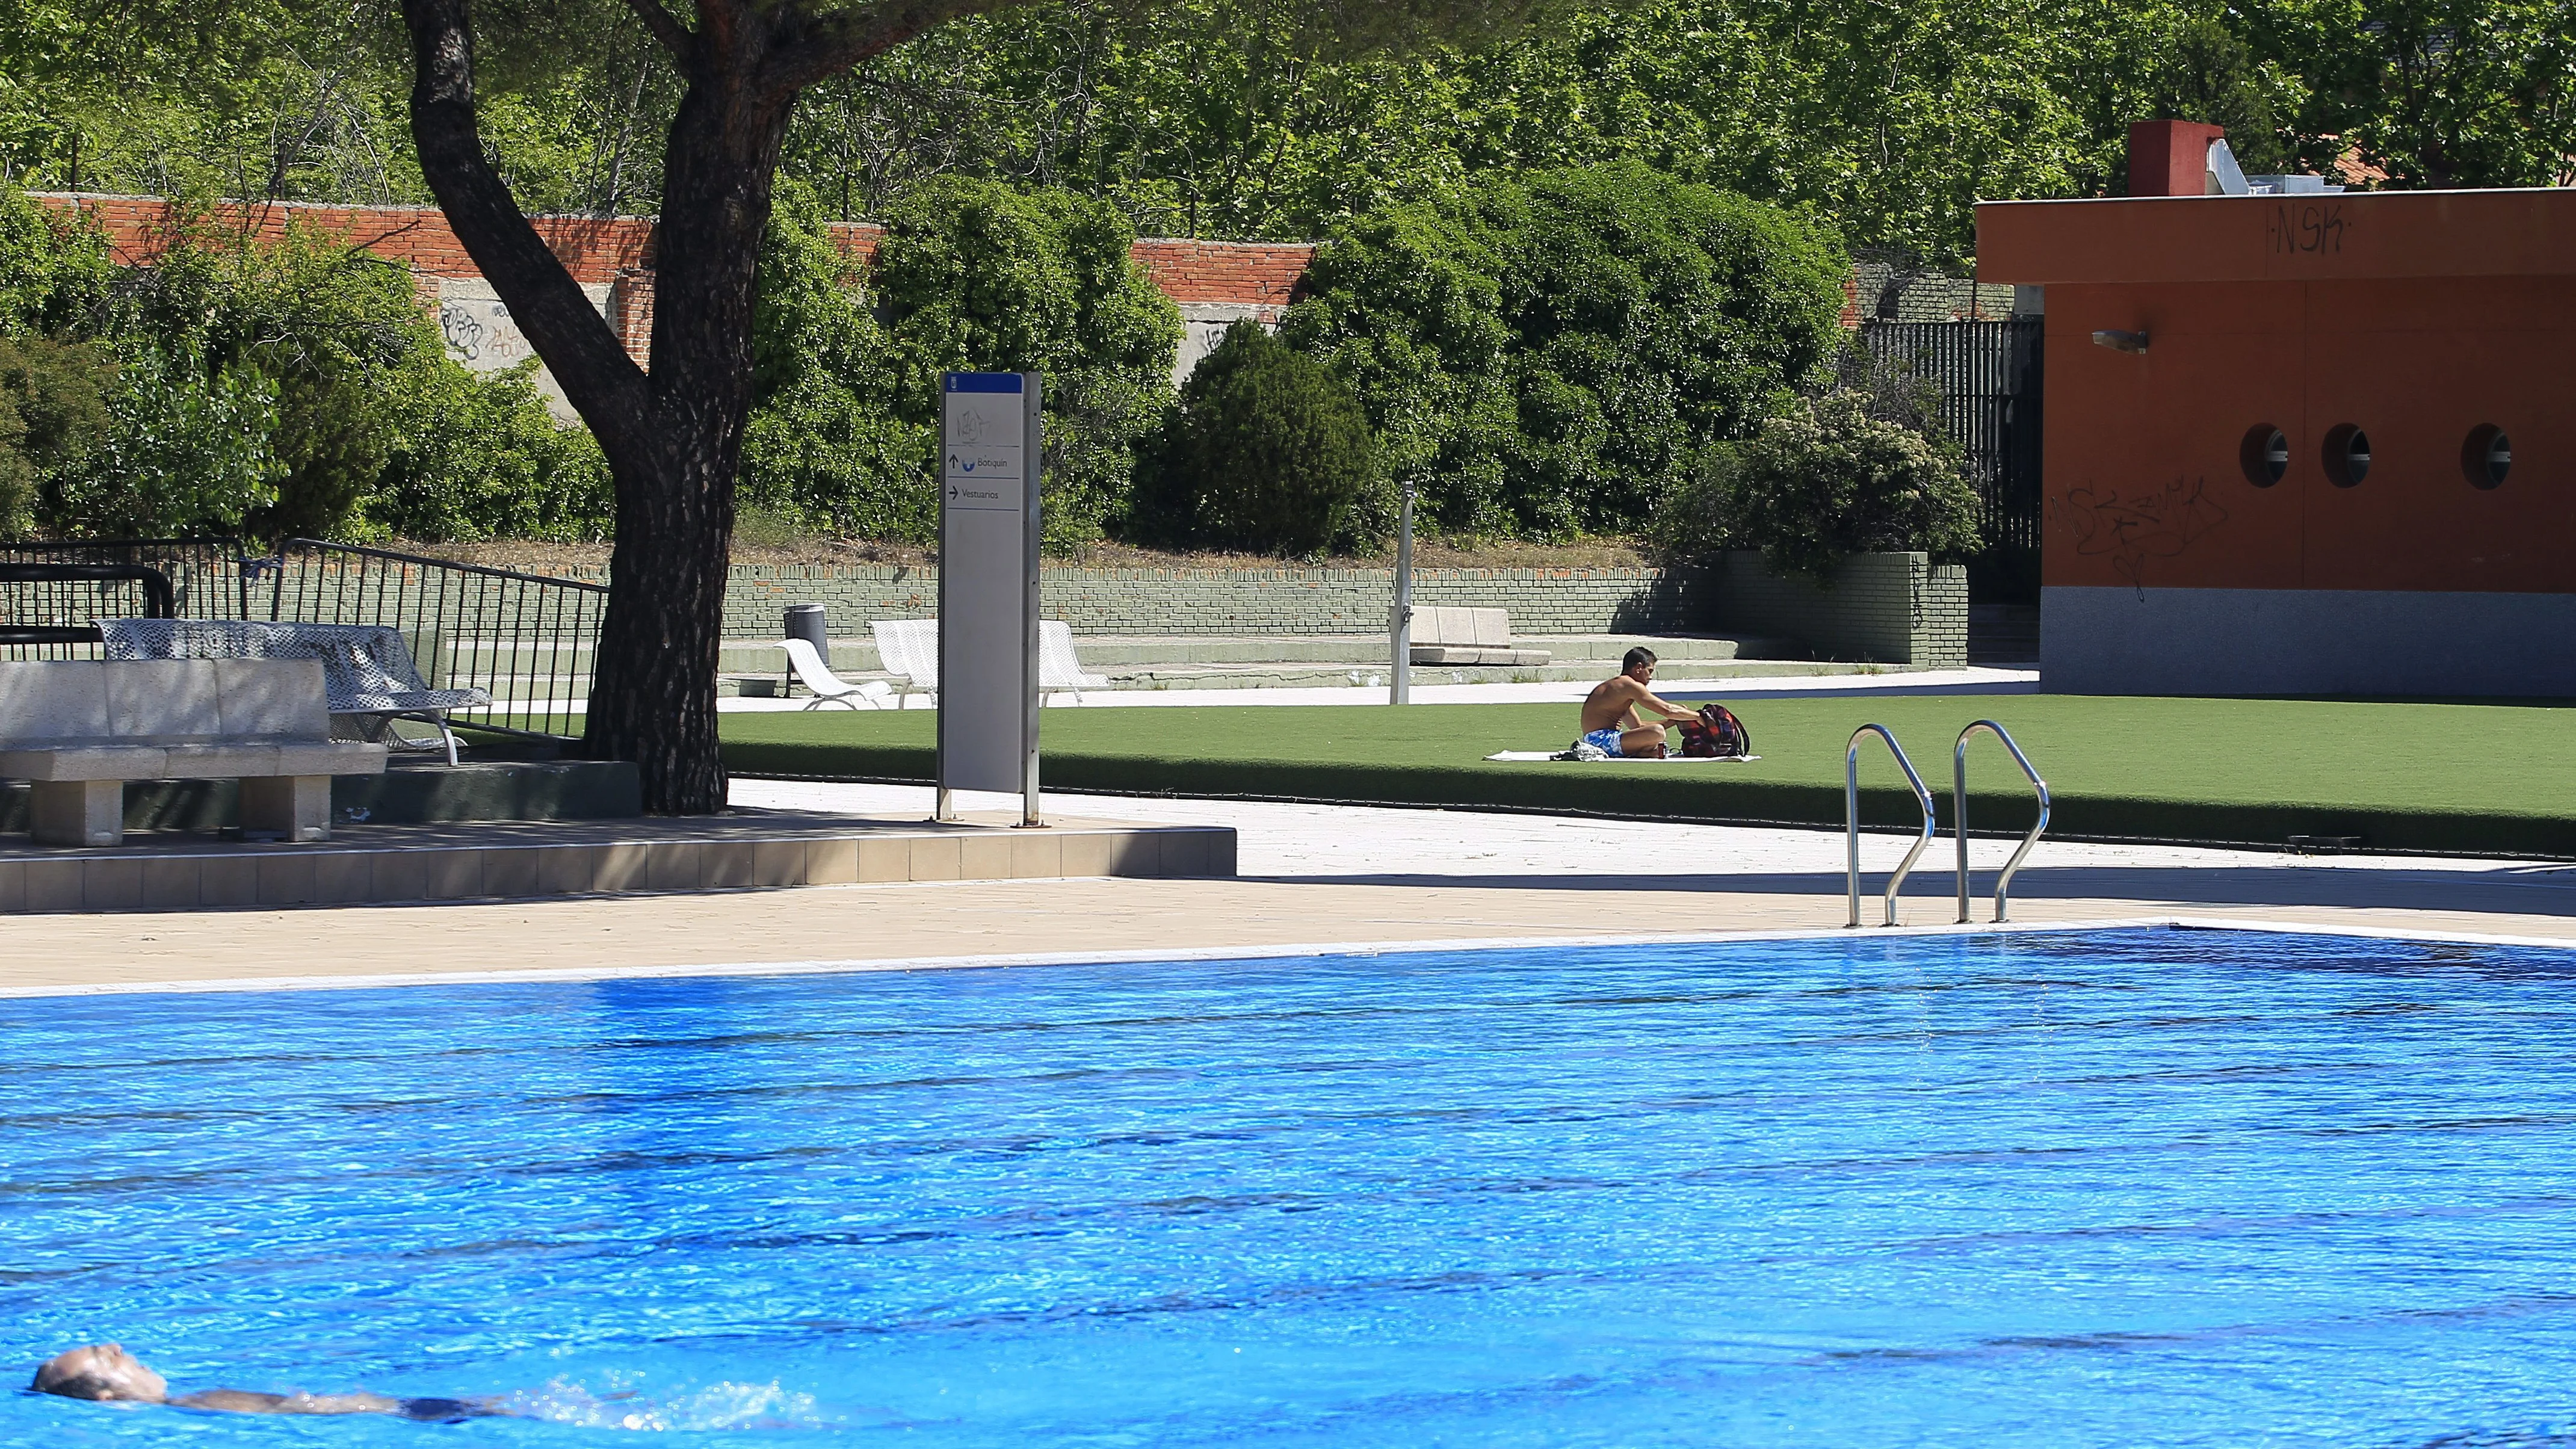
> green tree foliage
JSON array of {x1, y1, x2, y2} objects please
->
[
  {"x1": 0, "y1": 332, "x2": 109, "y2": 537},
  {"x1": 362, "y1": 360, "x2": 614, "y2": 542},
  {"x1": 1136, "y1": 320, "x2": 1386, "y2": 555},
  {"x1": 0, "y1": 182, "x2": 614, "y2": 542},
  {"x1": 13, "y1": 0, "x2": 2575, "y2": 259},
  {"x1": 43, "y1": 339, "x2": 281, "y2": 537},
  {"x1": 2150, "y1": 15, "x2": 2291, "y2": 176},
  {"x1": 742, "y1": 176, "x2": 1181, "y2": 551},
  {"x1": 1650, "y1": 389, "x2": 1983, "y2": 581},
  {"x1": 1280, "y1": 164, "x2": 1845, "y2": 539}
]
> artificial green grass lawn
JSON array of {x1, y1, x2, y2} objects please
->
[{"x1": 719, "y1": 695, "x2": 2576, "y2": 856}]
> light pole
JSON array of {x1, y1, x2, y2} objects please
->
[{"x1": 1390, "y1": 481, "x2": 1414, "y2": 705}]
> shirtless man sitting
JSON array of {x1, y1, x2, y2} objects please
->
[
  {"x1": 31, "y1": 1342, "x2": 505, "y2": 1422},
  {"x1": 1577, "y1": 647, "x2": 1699, "y2": 758}
]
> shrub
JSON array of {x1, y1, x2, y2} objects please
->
[
  {"x1": 741, "y1": 178, "x2": 1182, "y2": 552},
  {"x1": 42, "y1": 341, "x2": 283, "y2": 538},
  {"x1": 1650, "y1": 390, "x2": 1982, "y2": 582},
  {"x1": 738, "y1": 183, "x2": 937, "y2": 543},
  {"x1": 0, "y1": 333, "x2": 113, "y2": 539},
  {"x1": 0, "y1": 188, "x2": 116, "y2": 336},
  {"x1": 1139, "y1": 321, "x2": 1386, "y2": 555},
  {"x1": 1279, "y1": 162, "x2": 1847, "y2": 540},
  {"x1": 362, "y1": 361, "x2": 614, "y2": 543}
]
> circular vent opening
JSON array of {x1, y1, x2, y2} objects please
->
[
  {"x1": 2322, "y1": 425, "x2": 2371, "y2": 487},
  {"x1": 2463, "y1": 425, "x2": 2511, "y2": 489},
  {"x1": 2240, "y1": 425, "x2": 2288, "y2": 487}
]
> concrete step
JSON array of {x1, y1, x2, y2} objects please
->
[
  {"x1": 725, "y1": 657, "x2": 1909, "y2": 696},
  {"x1": 711, "y1": 632, "x2": 1791, "y2": 676}
]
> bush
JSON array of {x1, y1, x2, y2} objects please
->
[
  {"x1": 42, "y1": 340, "x2": 283, "y2": 538},
  {"x1": 0, "y1": 334, "x2": 113, "y2": 539},
  {"x1": 1138, "y1": 321, "x2": 1386, "y2": 555},
  {"x1": 1649, "y1": 389, "x2": 1982, "y2": 581},
  {"x1": 0, "y1": 184, "x2": 617, "y2": 545},
  {"x1": 1279, "y1": 162, "x2": 1847, "y2": 540},
  {"x1": 741, "y1": 177, "x2": 1181, "y2": 552},
  {"x1": 362, "y1": 361, "x2": 614, "y2": 543},
  {"x1": 0, "y1": 188, "x2": 115, "y2": 336}
]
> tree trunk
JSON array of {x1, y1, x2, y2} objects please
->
[
  {"x1": 400, "y1": 0, "x2": 1030, "y2": 811},
  {"x1": 580, "y1": 72, "x2": 795, "y2": 814},
  {"x1": 403, "y1": 0, "x2": 794, "y2": 814}
]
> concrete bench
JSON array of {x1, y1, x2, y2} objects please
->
[
  {"x1": 0, "y1": 659, "x2": 388, "y2": 847},
  {"x1": 1407, "y1": 607, "x2": 1552, "y2": 666}
]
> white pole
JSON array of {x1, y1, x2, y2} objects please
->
[{"x1": 1391, "y1": 481, "x2": 1413, "y2": 705}]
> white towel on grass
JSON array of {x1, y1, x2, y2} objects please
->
[{"x1": 1483, "y1": 751, "x2": 1762, "y2": 763}]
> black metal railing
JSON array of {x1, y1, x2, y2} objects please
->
[
  {"x1": 1, "y1": 537, "x2": 253, "y2": 653},
  {"x1": 0, "y1": 562, "x2": 178, "y2": 649},
  {"x1": 1, "y1": 537, "x2": 607, "y2": 741},
  {"x1": 1860, "y1": 317, "x2": 2044, "y2": 594},
  {"x1": 253, "y1": 540, "x2": 607, "y2": 741}
]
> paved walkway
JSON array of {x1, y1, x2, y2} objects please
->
[{"x1": 6, "y1": 780, "x2": 2572, "y2": 997}]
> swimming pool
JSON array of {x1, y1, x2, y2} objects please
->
[{"x1": 4, "y1": 927, "x2": 2574, "y2": 1445}]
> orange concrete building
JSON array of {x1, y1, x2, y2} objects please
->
[{"x1": 1976, "y1": 129, "x2": 2576, "y2": 695}]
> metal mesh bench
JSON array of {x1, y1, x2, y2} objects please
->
[{"x1": 100, "y1": 619, "x2": 492, "y2": 765}]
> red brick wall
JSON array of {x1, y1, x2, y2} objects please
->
[
  {"x1": 38, "y1": 193, "x2": 1315, "y2": 317},
  {"x1": 32, "y1": 193, "x2": 658, "y2": 284}
]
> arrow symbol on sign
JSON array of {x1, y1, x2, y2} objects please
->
[{"x1": 947, "y1": 484, "x2": 959, "y2": 499}]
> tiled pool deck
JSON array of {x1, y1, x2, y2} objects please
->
[{"x1": 6, "y1": 779, "x2": 2574, "y2": 996}]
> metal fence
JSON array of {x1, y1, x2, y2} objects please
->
[
  {"x1": 0, "y1": 537, "x2": 607, "y2": 740},
  {"x1": 1859, "y1": 317, "x2": 2044, "y2": 588}
]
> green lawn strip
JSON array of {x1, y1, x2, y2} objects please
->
[{"x1": 719, "y1": 695, "x2": 2576, "y2": 856}]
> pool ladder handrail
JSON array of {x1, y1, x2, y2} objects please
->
[
  {"x1": 1953, "y1": 720, "x2": 2051, "y2": 924},
  {"x1": 1846, "y1": 724, "x2": 1938, "y2": 928}
]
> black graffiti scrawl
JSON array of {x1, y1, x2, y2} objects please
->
[{"x1": 2062, "y1": 476, "x2": 2229, "y2": 595}]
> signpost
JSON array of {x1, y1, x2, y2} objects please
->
[
  {"x1": 1389, "y1": 481, "x2": 1414, "y2": 705},
  {"x1": 937, "y1": 372, "x2": 1042, "y2": 826}
]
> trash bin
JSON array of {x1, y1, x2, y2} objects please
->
[{"x1": 783, "y1": 604, "x2": 827, "y2": 697}]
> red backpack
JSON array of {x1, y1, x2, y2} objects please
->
[{"x1": 1677, "y1": 703, "x2": 1752, "y2": 758}]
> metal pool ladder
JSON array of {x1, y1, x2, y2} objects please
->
[
  {"x1": 1846, "y1": 724, "x2": 1937, "y2": 927},
  {"x1": 1953, "y1": 720, "x2": 2050, "y2": 923}
]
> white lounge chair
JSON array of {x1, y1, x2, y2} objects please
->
[
  {"x1": 867, "y1": 619, "x2": 1110, "y2": 706},
  {"x1": 1039, "y1": 620, "x2": 1109, "y2": 703},
  {"x1": 870, "y1": 619, "x2": 939, "y2": 708},
  {"x1": 782, "y1": 637, "x2": 894, "y2": 710}
]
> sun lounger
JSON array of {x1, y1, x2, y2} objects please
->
[
  {"x1": 869, "y1": 619, "x2": 939, "y2": 708},
  {"x1": 868, "y1": 619, "x2": 1110, "y2": 706},
  {"x1": 782, "y1": 637, "x2": 894, "y2": 710},
  {"x1": 1039, "y1": 621, "x2": 1108, "y2": 703}
]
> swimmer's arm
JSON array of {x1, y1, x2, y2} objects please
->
[{"x1": 171, "y1": 1388, "x2": 408, "y2": 1415}]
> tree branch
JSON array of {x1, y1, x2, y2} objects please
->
[
  {"x1": 401, "y1": 0, "x2": 650, "y2": 454},
  {"x1": 619, "y1": 0, "x2": 696, "y2": 62},
  {"x1": 761, "y1": 0, "x2": 1037, "y2": 97}
]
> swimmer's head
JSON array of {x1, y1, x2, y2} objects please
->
[{"x1": 32, "y1": 1344, "x2": 167, "y2": 1403}]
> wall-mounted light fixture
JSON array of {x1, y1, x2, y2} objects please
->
[{"x1": 2091, "y1": 329, "x2": 2149, "y2": 354}]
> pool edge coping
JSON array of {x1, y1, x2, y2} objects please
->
[{"x1": 10, "y1": 914, "x2": 2574, "y2": 1000}]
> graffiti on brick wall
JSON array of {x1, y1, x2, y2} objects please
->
[{"x1": 2063, "y1": 477, "x2": 2228, "y2": 596}]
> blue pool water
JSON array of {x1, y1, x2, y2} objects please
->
[{"x1": 5, "y1": 927, "x2": 2576, "y2": 1445}]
